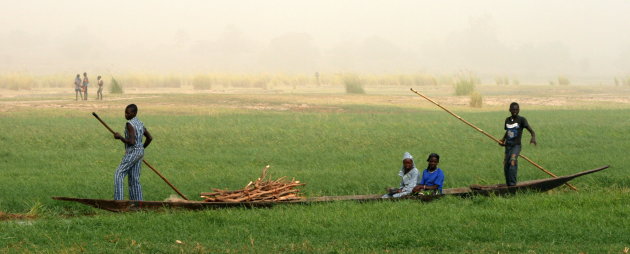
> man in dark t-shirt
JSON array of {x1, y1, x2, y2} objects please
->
[{"x1": 499, "y1": 102, "x2": 537, "y2": 186}]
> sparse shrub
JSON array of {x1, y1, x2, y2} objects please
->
[
  {"x1": 495, "y1": 77, "x2": 504, "y2": 85},
  {"x1": 453, "y1": 71, "x2": 479, "y2": 95},
  {"x1": 495, "y1": 76, "x2": 510, "y2": 86},
  {"x1": 512, "y1": 78, "x2": 520, "y2": 85},
  {"x1": 454, "y1": 79, "x2": 475, "y2": 96},
  {"x1": 558, "y1": 76, "x2": 570, "y2": 86},
  {"x1": 192, "y1": 75, "x2": 213, "y2": 90},
  {"x1": 159, "y1": 75, "x2": 182, "y2": 88},
  {"x1": 343, "y1": 74, "x2": 365, "y2": 94},
  {"x1": 110, "y1": 77, "x2": 123, "y2": 94},
  {"x1": 0, "y1": 74, "x2": 34, "y2": 90},
  {"x1": 469, "y1": 91, "x2": 483, "y2": 108}
]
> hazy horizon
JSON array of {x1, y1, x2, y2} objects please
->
[{"x1": 2, "y1": 0, "x2": 629, "y2": 81}]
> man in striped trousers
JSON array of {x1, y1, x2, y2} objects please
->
[{"x1": 113, "y1": 104, "x2": 153, "y2": 200}]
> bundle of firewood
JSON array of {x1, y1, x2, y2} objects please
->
[{"x1": 200, "y1": 165, "x2": 305, "y2": 202}]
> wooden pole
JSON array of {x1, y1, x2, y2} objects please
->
[
  {"x1": 409, "y1": 88, "x2": 578, "y2": 191},
  {"x1": 92, "y1": 112, "x2": 190, "y2": 200}
]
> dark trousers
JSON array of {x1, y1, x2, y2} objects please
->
[{"x1": 504, "y1": 145, "x2": 521, "y2": 186}]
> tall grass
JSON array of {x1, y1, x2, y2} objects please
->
[
  {"x1": 453, "y1": 71, "x2": 479, "y2": 96},
  {"x1": 0, "y1": 72, "x2": 456, "y2": 92},
  {"x1": 342, "y1": 74, "x2": 365, "y2": 94},
  {"x1": 558, "y1": 76, "x2": 571, "y2": 86},
  {"x1": 110, "y1": 77, "x2": 123, "y2": 94},
  {"x1": 454, "y1": 79, "x2": 475, "y2": 96},
  {"x1": 469, "y1": 91, "x2": 483, "y2": 107}
]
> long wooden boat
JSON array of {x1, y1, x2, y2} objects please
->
[
  {"x1": 52, "y1": 166, "x2": 608, "y2": 212},
  {"x1": 443, "y1": 165, "x2": 608, "y2": 197}
]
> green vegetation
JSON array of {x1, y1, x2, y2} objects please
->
[
  {"x1": 558, "y1": 76, "x2": 571, "y2": 86},
  {"x1": 495, "y1": 76, "x2": 510, "y2": 86},
  {"x1": 192, "y1": 74, "x2": 213, "y2": 90},
  {"x1": 109, "y1": 77, "x2": 123, "y2": 94},
  {"x1": 342, "y1": 74, "x2": 365, "y2": 94},
  {"x1": 1, "y1": 91, "x2": 629, "y2": 253},
  {"x1": 469, "y1": 91, "x2": 483, "y2": 107},
  {"x1": 454, "y1": 72, "x2": 479, "y2": 96}
]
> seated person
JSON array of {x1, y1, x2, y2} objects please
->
[
  {"x1": 382, "y1": 152, "x2": 419, "y2": 198},
  {"x1": 413, "y1": 153, "x2": 445, "y2": 195}
]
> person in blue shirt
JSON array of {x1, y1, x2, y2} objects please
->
[
  {"x1": 382, "y1": 152, "x2": 419, "y2": 198},
  {"x1": 413, "y1": 153, "x2": 445, "y2": 194}
]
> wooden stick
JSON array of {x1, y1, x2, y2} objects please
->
[
  {"x1": 409, "y1": 88, "x2": 578, "y2": 191},
  {"x1": 92, "y1": 112, "x2": 190, "y2": 200}
]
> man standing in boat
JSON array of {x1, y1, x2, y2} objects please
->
[
  {"x1": 113, "y1": 104, "x2": 153, "y2": 200},
  {"x1": 499, "y1": 102, "x2": 536, "y2": 186}
]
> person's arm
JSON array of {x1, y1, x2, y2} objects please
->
[
  {"x1": 413, "y1": 171, "x2": 425, "y2": 192},
  {"x1": 143, "y1": 127, "x2": 152, "y2": 148},
  {"x1": 523, "y1": 117, "x2": 536, "y2": 145},
  {"x1": 114, "y1": 123, "x2": 136, "y2": 146},
  {"x1": 526, "y1": 125, "x2": 537, "y2": 145}
]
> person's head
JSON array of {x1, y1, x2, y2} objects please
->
[
  {"x1": 509, "y1": 102, "x2": 520, "y2": 117},
  {"x1": 83, "y1": 72, "x2": 87, "y2": 76},
  {"x1": 427, "y1": 153, "x2": 440, "y2": 171},
  {"x1": 402, "y1": 152, "x2": 414, "y2": 171},
  {"x1": 76, "y1": 74, "x2": 80, "y2": 78},
  {"x1": 125, "y1": 104, "x2": 138, "y2": 120},
  {"x1": 97, "y1": 75, "x2": 101, "y2": 80}
]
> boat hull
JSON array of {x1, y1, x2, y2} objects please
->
[{"x1": 53, "y1": 166, "x2": 608, "y2": 212}]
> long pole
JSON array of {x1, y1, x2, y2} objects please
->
[
  {"x1": 409, "y1": 88, "x2": 578, "y2": 191},
  {"x1": 92, "y1": 112, "x2": 190, "y2": 200}
]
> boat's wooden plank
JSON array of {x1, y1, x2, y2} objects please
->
[{"x1": 53, "y1": 166, "x2": 609, "y2": 212}]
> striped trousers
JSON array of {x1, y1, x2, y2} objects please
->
[{"x1": 114, "y1": 148, "x2": 144, "y2": 200}]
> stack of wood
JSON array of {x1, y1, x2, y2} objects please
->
[{"x1": 200, "y1": 165, "x2": 305, "y2": 203}]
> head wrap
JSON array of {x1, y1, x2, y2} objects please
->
[
  {"x1": 401, "y1": 152, "x2": 415, "y2": 170},
  {"x1": 402, "y1": 152, "x2": 413, "y2": 161}
]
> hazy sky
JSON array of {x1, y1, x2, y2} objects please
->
[{"x1": 1, "y1": 0, "x2": 629, "y2": 79}]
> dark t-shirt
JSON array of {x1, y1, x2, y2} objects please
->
[{"x1": 504, "y1": 115, "x2": 529, "y2": 146}]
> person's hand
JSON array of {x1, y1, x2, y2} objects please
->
[
  {"x1": 499, "y1": 140, "x2": 506, "y2": 146},
  {"x1": 530, "y1": 138, "x2": 537, "y2": 146},
  {"x1": 114, "y1": 132, "x2": 123, "y2": 140}
]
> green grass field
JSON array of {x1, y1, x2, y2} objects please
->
[{"x1": 1, "y1": 87, "x2": 629, "y2": 253}]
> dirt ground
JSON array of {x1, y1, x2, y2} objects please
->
[{"x1": 2, "y1": 85, "x2": 630, "y2": 113}]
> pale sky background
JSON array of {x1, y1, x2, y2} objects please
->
[{"x1": 1, "y1": 0, "x2": 629, "y2": 81}]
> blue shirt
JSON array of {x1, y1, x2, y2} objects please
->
[{"x1": 419, "y1": 168, "x2": 445, "y2": 193}]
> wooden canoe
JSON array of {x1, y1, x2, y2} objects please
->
[
  {"x1": 52, "y1": 165, "x2": 608, "y2": 212},
  {"x1": 443, "y1": 165, "x2": 609, "y2": 197},
  {"x1": 51, "y1": 194, "x2": 442, "y2": 213}
]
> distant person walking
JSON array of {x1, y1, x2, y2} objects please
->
[
  {"x1": 113, "y1": 104, "x2": 153, "y2": 200},
  {"x1": 74, "y1": 74, "x2": 83, "y2": 100},
  {"x1": 499, "y1": 102, "x2": 536, "y2": 186},
  {"x1": 97, "y1": 75, "x2": 104, "y2": 100},
  {"x1": 82, "y1": 72, "x2": 89, "y2": 100}
]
